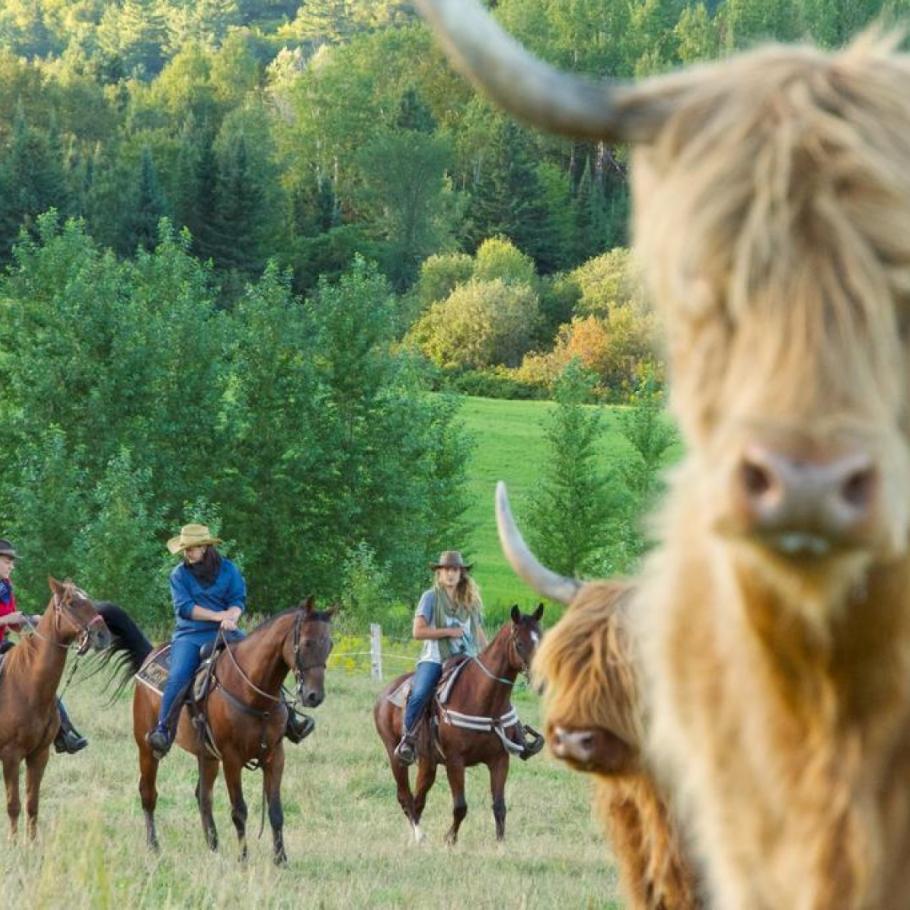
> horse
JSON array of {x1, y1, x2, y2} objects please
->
[
  {"x1": 374, "y1": 604, "x2": 543, "y2": 845},
  {"x1": 0, "y1": 577, "x2": 111, "y2": 838},
  {"x1": 98, "y1": 596, "x2": 333, "y2": 864}
]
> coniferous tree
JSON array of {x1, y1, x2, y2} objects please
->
[
  {"x1": 524, "y1": 359, "x2": 619, "y2": 577},
  {"x1": 121, "y1": 145, "x2": 169, "y2": 253},
  {"x1": 0, "y1": 100, "x2": 69, "y2": 260}
]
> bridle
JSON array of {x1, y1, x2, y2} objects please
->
[
  {"x1": 473, "y1": 625, "x2": 538, "y2": 686},
  {"x1": 25, "y1": 588, "x2": 105, "y2": 655},
  {"x1": 290, "y1": 610, "x2": 333, "y2": 690},
  {"x1": 216, "y1": 609, "x2": 333, "y2": 706}
]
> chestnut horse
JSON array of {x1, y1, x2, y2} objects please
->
[
  {"x1": 99, "y1": 598, "x2": 333, "y2": 864},
  {"x1": 374, "y1": 604, "x2": 543, "y2": 844},
  {"x1": 0, "y1": 577, "x2": 111, "y2": 838}
]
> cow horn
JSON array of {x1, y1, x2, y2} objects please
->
[
  {"x1": 495, "y1": 481, "x2": 580, "y2": 605},
  {"x1": 413, "y1": 0, "x2": 671, "y2": 143}
]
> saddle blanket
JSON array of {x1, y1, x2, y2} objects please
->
[
  {"x1": 385, "y1": 655, "x2": 471, "y2": 708},
  {"x1": 135, "y1": 644, "x2": 172, "y2": 696}
]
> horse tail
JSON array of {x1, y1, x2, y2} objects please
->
[{"x1": 94, "y1": 602, "x2": 154, "y2": 698}]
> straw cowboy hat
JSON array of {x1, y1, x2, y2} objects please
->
[
  {"x1": 430, "y1": 550, "x2": 473, "y2": 571},
  {"x1": 0, "y1": 539, "x2": 18, "y2": 559},
  {"x1": 166, "y1": 524, "x2": 222, "y2": 555}
]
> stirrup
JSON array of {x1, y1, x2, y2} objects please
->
[
  {"x1": 285, "y1": 711, "x2": 315, "y2": 744},
  {"x1": 54, "y1": 728, "x2": 88, "y2": 755},
  {"x1": 394, "y1": 733, "x2": 417, "y2": 766},
  {"x1": 518, "y1": 725, "x2": 545, "y2": 761}
]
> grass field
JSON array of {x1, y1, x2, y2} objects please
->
[
  {"x1": 458, "y1": 396, "x2": 637, "y2": 613},
  {"x1": 0, "y1": 669, "x2": 621, "y2": 909}
]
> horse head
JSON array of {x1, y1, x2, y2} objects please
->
[
  {"x1": 48, "y1": 577, "x2": 112, "y2": 654},
  {"x1": 287, "y1": 595, "x2": 334, "y2": 708},
  {"x1": 507, "y1": 603, "x2": 544, "y2": 677}
]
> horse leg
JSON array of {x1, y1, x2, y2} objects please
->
[
  {"x1": 489, "y1": 754, "x2": 509, "y2": 841},
  {"x1": 443, "y1": 759, "x2": 467, "y2": 847},
  {"x1": 138, "y1": 742, "x2": 161, "y2": 851},
  {"x1": 387, "y1": 744, "x2": 419, "y2": 838},
  {"x1": 411, "y1": 757, "x2": 438, "y2": 843},
  {"x1": 262, "y1": 742, "x2": 287, "y2": 866},
  {"x1": 196, "y1": 756, "x2": 220, "y2": 851},
  {"x1": 24, "y1": 746, "x2": 50, "y2": 840},
  {"x1": 2, "y1": 758, "x2": 20, "y2": 839},
  {"x1": 222, "y1": 757, "x2": 248, "y2": 862}
]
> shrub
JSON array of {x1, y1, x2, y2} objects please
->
[
  {"x1": 473, "y1": 236, "x2": 536, "y2": 286},
  {"x1": 415, "y1": 251, "x2": 474, "y2": 306},
  {"x1": 407, "y1": 278, "x2": 540, "y2": 370}
]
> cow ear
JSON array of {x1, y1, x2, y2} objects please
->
[
  {"x1": 510, "y1": 604, "x2": 521, "y2": 624},
  {"x1": 533, "y1": 603, "x2": 544, "y2": 621}
]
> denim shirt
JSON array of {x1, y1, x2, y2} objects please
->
[{"x1": 170, "y1": 558, "x2": 246, "y2": 639}]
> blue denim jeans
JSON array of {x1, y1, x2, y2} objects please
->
[
  {"x1": 404, "y1": 660, "x2": 443, "y2": 733},
  {"x1": 156, "y1": 630, "x2": 245, "y2": 726}
]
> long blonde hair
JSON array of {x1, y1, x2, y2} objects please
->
[{"x1": 435, "y1": 568, "x2": 482, "y2": 612}]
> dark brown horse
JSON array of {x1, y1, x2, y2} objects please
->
[
  {"x1": 99, "y1": 598, "x2": 333, "y2": 864},
  {"x1": 374, "y1": 604, "x2": 543, "y2": 844},
  {"x1": 0, "y1": 578, "x2": 111, "y2": 838}
]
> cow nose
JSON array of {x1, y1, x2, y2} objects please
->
[
  {"x1": 551, "y1": 726, "x2": 596, "y2": 764},
  {"x1": 736, "y1": 445, "x2": 877, "y2": 550}
]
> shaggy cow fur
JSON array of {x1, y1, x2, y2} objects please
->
[
  {"x1": 535, "y1": 582, "x2": 701, "y2": 909},
  {"x1": 416, "y1": 6, "x2": 910, "y2": 905}
]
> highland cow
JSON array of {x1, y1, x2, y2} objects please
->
[
  {"x1": 416, "y1": 2, "x2": 910, "y2": 907},
  {"x1": 534, "y1": 578, "x2": 701, "y2": 909}
]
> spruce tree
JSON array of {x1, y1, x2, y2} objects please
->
[{"x1": 525, "y1": 359, "x2": 619, "y2": 577}]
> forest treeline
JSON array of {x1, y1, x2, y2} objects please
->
[{"x1": 0, "y1": 0, "x2": 906, "y2": 619}]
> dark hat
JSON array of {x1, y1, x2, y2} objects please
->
[
  {"x1": 430, "y1": 550, "x2": 473, "y2": 571},
  {"x1": 0, "y1": 539, "x2": 18, "y2": 559}
]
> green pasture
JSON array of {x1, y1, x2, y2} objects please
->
[
  {"x1": 0, "y1": 669, "x2": 621, "y2": 909},
  {"x1": 458, "y1": 396, "x2": 637, "y2": 614}
]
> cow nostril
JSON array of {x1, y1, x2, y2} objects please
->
[
  {"x1": 841, "y1": 467, "x2": 875, "y2": 510},
  {"x1": 741, "y1": 459, "x2": 773, "y2": 498}
]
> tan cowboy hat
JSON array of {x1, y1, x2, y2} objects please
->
[
  {"x1": 430, "y1": 550, "x2": 473, "y2": 571},
  {"x1": 166, "y1": 523, "x2": 222, "y2": 555}
]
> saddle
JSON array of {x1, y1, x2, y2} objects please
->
[
  {"x1": 134, "y1": 639, "x2": 229, "y2": 700},
  {"x1": 136, "y1": 639, "x2": 232, "y2": 761},
  {"x1": 385, "y1": 655, "x2": 471, "y2": 709}
]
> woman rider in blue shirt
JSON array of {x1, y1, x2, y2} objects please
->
[{"x1": 148, "y1": 523, "x2": 312, "y2": 758}]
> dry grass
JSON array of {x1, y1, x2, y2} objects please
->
[{"x1": 0, "y1": 668, "x2": 621, "y2": 909}]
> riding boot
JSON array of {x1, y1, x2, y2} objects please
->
[
  {"x1": 54, "y1": 698, "x2": 88, "y2": 754},
  {"x1": 394, "y1": 728, "x2": 418, "y2": 766},
  {"x1": 282, "y1": 692, "x2": 315, "y2": 744},
  {"x1": 148, "y1": 679, "x2": 194, "y2": 760}
]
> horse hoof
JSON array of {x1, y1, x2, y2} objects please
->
[
  {"x1": 274, "y1": 850, "x2": 288, "y2": 867},
  {"x1": 411, "y1": 823, "x2": 426, "y2": 845}
]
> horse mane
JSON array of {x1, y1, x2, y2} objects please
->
[{"x1": 250, "y1": 603, "x2": 333, "y2": 633}]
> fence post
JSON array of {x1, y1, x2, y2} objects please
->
[{"x1": 370, "y1": 623, "x2": 382, "y2": 681}]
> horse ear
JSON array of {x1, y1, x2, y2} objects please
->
[
  {"x1": 302, "y1": 595, "x2": 315, "y2": 613},
  {"x1": 510, "y1": 604, "x2": 521, "y2": 624},
  {"x1": 533, "y1": 603, "x2": 544, "y2": 621},
  {"x1": 48, "y1": 576, "x2": 63, "y2": 595}
]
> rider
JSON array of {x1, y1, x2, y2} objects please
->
[
  {"x1": 147, "y1": 524, "x2": 312, "y2": 759},
  {"x1": 394, "y1": 551, "x2": 487, "y2": 765},
  {"x1": 0, "y1": 538, "x2": 88, "y2": 753}
]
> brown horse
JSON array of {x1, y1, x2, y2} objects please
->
[
  {"x1": 99, "y1": 598, "x2": 333, "y2": 864},
  {"x1": 0, "y1": 577, "x2": 111, "y2": 838},
  {"x1": 374, "y1": 604, "x2": 543, "y2": 845}
]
